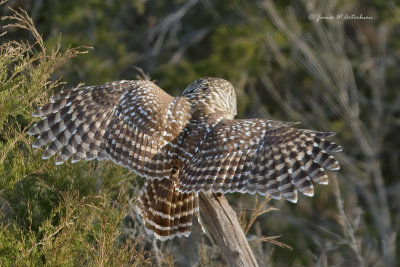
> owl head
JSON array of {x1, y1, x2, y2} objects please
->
[{"x1": 182, "y1": 77, "x2": 237, "y2": 119}]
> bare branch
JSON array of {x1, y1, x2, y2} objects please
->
[{"x1": 199, "y1": 193, "x2": 259, "y2": 267}]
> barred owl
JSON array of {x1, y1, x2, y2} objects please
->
[{"x1": 29, "y1": 77, "x2": 341, "y2": 240}]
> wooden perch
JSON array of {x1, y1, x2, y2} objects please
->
[{"x1": 199, "y1": 192, "x2": 259, "y2": 267}]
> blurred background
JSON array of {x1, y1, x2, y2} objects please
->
[{"x1": 0, "y1": 0, "x2": 399, "y2": 266}]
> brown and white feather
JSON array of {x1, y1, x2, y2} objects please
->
[{"x1": 29, "y1": 77, "x2": 341, "y2": 240}]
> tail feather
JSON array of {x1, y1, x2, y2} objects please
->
[{"x1": 137, "y1": 178, "x2": 197, "y2": 240}]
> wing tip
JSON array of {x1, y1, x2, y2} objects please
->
[
  {"x1": 329, "y1": 164, "x2": 341, "y2": 171},
  {"x1": 55, "y1": 159, "x2": 65, "y2": 165},
  {"x1": 32, "y1": 138, "x2": 45, "y2": 148},
  {"x1": 299, "y1": 186, "x2": 314, "y2": 197},
  {"x1": 27, "y1": 127, "x2": 38, "y2": 135},
  {"x1": 32, "y1": 108, "x2": 43, "y2": 117},
  {"x1": 333, "y1": 145, "x2": 343, "y2": 152},
  {"x1": 284, "y1": 194, "x2": 298, "y2": 203}
]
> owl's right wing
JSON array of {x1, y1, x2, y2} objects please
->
[
  {"x1": 28, "y1": 80, "x2": 185, "y2": 180},
  {"x1": 178, "y1": 119, "x2": 342, "y2": 203}
]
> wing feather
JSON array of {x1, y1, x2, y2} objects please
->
[
  {"x1": 29, "y1": 80, "x2": 179, "y2": 180},
  {"x1": 179, "y1": 119, "x2": 342, "y2": 203}
]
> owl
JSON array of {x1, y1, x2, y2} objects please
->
[{"x1": 28, "y1": 77, "x2": 341, "y2": 240}]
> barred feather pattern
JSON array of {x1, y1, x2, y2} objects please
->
[
  {"x1": 29, "y1": 77, "x2": 342, "y2": 240},
  {"x1": 28, "y1": 80, "x2": 176, "y2": 179},
  {"x1": 136, "y1": 172, "x2": 198, "y2": 241},
  {"x1": 178, "y1": 119, "x2": 341, "y2": 203}
]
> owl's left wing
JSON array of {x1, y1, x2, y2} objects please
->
[
  {"x1": 178, "y1": 119, "x2": 342, "y2": 203},
  {"x1": 28, "y1": 80, "x2": 180, "y2": 180}
]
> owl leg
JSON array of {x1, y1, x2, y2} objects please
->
[{"x1": 136, "y1": 178, "x2": 198, "y2": 241}]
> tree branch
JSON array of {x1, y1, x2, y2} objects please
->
[{"x1": 199, "y1": 192, "x2": 259, "y2": 267}]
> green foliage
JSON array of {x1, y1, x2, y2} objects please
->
[
  {"x1": 0, "y1": 192, "x2": 151, "y2": 266},
  {"x1": 0, "y1": 7, "x2": 152, "y2": 266}
]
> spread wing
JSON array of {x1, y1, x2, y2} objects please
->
[
  {"x1": 28, "y1": 80, "x2": 179, "y2": 179},
  {"x1": 178, "y1": 119, "x2": 342, "y2": 203}
]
